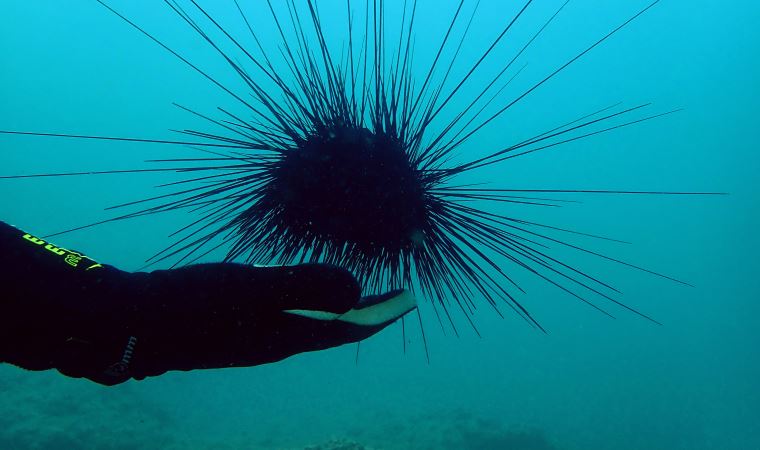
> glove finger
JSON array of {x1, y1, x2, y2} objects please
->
[
  {"x1": 264, "y1": 263, "x2": 361, "y2": 314},
  {"x1": 284, "y1": 289, "x2": 417, "y2": 343}
]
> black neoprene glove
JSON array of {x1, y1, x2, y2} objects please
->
[{"x1": 0, "y1": 221, "x2": 416, "y2": 386}]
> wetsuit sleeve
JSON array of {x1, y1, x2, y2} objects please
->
[{"x1": 0, "y1": 220, "x2": 136, "y2": 384}]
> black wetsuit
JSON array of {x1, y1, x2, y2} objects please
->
[{"x1": 0, "y1": 221, "x2": 370, "y2": 385}]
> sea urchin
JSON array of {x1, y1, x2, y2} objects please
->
[{"x1": 1, "y1": 0, "x2": 717, "y2": 333}]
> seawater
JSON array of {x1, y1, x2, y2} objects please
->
[{"x1": 0, "y1": 1, "x2": 758, "y2": 449}]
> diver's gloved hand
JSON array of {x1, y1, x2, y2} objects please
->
[
  {"x1": 112, "y1": 263, "x2": 417, "y2": 385},
  {"x1": 0, "y1": 221, "x2": 416, "y2": 386}
]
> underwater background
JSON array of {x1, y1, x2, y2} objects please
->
[{"x1": 1, "y1": 1, "x2": 758, "y2": 449}]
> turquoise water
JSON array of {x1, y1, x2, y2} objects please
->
[{"x1": 1, "y1": 1, "x2": 758, "y2": 449}]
